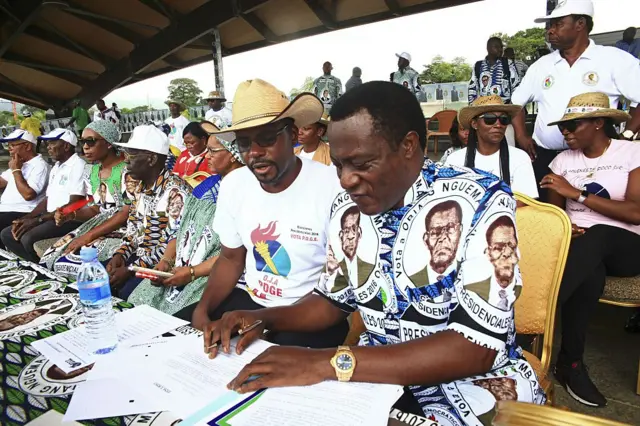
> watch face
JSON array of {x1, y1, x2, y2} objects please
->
[{"x1": 336, "y1": 353, "x2": 353, "y2": 371}]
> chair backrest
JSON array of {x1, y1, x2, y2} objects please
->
[
  {"x1": 184, "y1": 171, "x2": 210, "y2": 188},
  {"x1": 493, "y1": 401, "x2": 628, "y2": 426},
  {"x1": 514, "y1": 192, "x2": 571, "y2": 371},
  {"x1": 428, "y1": 110, "x2": 458, "y2": 133}
]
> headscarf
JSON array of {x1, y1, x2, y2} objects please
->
[
  {"x1": 84, "y1": 120, "x2": 120, "y2": 145},
  {"x1": 218, "y1": 138, "x2": 245, "y2": 164}
]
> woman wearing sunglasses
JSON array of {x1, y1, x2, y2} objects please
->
[
  {"x1": 539, "y1": 92, "x2": 640, "y2": 407},
  {"x1": 128, "y1": 121, "x2": 244, "y2": 314},
  {"x1": 444, "y1": 95, "x2": 538, "y2": 199},
  {"x1": 39, "y1": 121, "x2": 138, "y2": 278}
]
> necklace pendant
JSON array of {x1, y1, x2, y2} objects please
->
[{"x1": 586, "y1": 172, "x2": 594, "y2": 178}]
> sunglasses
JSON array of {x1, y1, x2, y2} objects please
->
[
  {"x1": 557, "y1": 120, "x2": 583, "y2": 133},
  {"x1": 479, "y1": 114, "x2": 512, "y2": 126},
  {"x1": 235, "y1": 125, "x2": 290, "y2": 153},
  {"x1": 79, "y1": 137, "x2": 106, "y2": 147}
]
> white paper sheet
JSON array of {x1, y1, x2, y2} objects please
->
[{"x1": 32, "y1": 304, "x2": 187, "y2": 373}]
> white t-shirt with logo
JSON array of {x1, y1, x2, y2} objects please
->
[
  {"x1": 46, "y1": 154, "x2": 87, "y2": 212},
  {"x1": 205, "y1": 107, "x2": 232, "y2": 129},
  {"x1": 213, "y1": 158, "x2": 342, "y2": 307},
  {"x1": 0, "y1": 155, "x2": 50, "y2": 212},
  {"x1": 164, "y1": 115, "x2": 191, "y2": 152},
  {"x1": 445, "y1": 145, "x2": 539, "y2": 199},
  {"x1": 550, "y1": 139, "x2": 640, "y2": 234}
]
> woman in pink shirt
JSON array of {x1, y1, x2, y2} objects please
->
[{"x1": 540, "y1": 92, "x2": 640, "y2": 408}]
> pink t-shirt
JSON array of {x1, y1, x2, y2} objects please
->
[{"x1": 550, "y1": 139, "x2": 640, "y2": 235}]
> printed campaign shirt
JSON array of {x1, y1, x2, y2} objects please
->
[
  {"x1": 313, "y1": 75, "x2": 343, "y2": 111},
  {"x1": 391, "y1": 67, "x2": 422, "y2": 96},
  {"x1": 315, "y1": 158, "x2": 545, "y2": 425},
  {"x1": 468, "y1": 59, "x2": 521, "y2": 104}
]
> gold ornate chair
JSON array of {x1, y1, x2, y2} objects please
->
[
  {"x1": 183, "y1": 171, "x2": 211, "y2": 189},
  {"x1": 513, "y1": 193, "x2": 572, "y2": 406},
  {"x1": 492, "y1": 401, "x2": 630, "y2": 425}
]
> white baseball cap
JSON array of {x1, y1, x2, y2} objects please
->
[
  {"x1": 534, "y1": 0, "x2": 594, "y2": 23},
  {"x1": 396, "y1": 52, "x2": 412, "y2": 62},
  {"x1": 1, "y1": 129, "x2": 37, "y2": 145},
  {"x1": 39, "y1": 128, "x2": 78, "y2": 146},
  {"x1": 114, "y1": 124, "x2": 169, "y2": 156}
]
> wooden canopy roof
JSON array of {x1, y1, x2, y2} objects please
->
[{"x1": 0, "y1": 0, "x2": 480, "y2": 111}]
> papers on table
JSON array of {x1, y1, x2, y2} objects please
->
[{"x1": 32, "y1": 304, "x2": 187, "y2": 374}]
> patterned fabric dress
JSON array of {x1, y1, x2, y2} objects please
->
[
  {"x1": 39, "y1": 161, "x2": 137, "y2": 278},
  {"x1": 128, "y1": 174, "x2": 222, "y2": 314},
  {"x1": 315, "y1": 158, "x2": 545, "y2": 425}
]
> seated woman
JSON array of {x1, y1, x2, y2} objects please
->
[
  {"x1": 172, "y1": 122, "x2": 209, "y2": 183},
  {"x1": 39, "y1": 121, "x2": 137, "y2": 278},
  {"x1": 294, "y1": 115, "x2": 331, "y2": 165},
  {"x1": 445, "y1": 95, "x2": 538, "y2": 199},
  {"x1": 540, "y1": 92, "x2": 640, "y2": 408},
  {"x1": 439, "y1": 116, "x2": 469, "y2": 164},
  {"x1": 128, "y1": 122, "x2": 244, "y2": 314}
]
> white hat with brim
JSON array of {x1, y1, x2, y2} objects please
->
[
  {"x1": 548, "y1": 92, "x2": 631, "y2": 126},
  {"x1": 458, "y1": 95, "x2": 523, "y2": 130},
  {"x1": 114, "y1": 124, "x2": 170, "y2": 156},
  {"x1": 39, "y1": 128, "x2": 78, "y2": 146},
  {"x1": 208, "y1": 79, "x2": 324, "y2": 141},
  {"x1": 1, "y1": 129, "x2": 37, "y2": 145},
  {"x1": 396, "y1": 52, "x2": 412, "y2": 62},
  {"x1": 534, "y1": 0, "x2": 594, "y2": 23}
]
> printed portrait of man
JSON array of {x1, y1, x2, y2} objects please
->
[
  {"x1": 473, "y1": 377, "x2": 518, "y2": 401},
  {"x1": 98, "y1": 182, "x2": 108, "y2": 205},
  {"x1": 167, "y1": 189, "x2": 185, "y2": 229},
  {"x1": 410, "y1": 200, "x2": 463, "y2": 288},
  {"x1": 0, "y1": 300, "x2": 73, "y2": 332},
  {"x1": 331, "y1": 206, "x2": 374, "y2": 291},
  {"x1": 124, "y1": 173, "x2": 140, "y2": 200},
  {"x1": 481, "y1": 75, "x2": 490, "y2": 88},
  {"x1": 52, "y1": 233, "x2": 74, "y2": 250}
]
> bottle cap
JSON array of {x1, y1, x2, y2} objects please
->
[{"x1": 79, "y1": 247, "x2": 98, "y2": 262}]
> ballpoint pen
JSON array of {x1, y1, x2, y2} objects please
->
[{"x1": 206, "y1": 319, "x2": 263, "y2": 350}]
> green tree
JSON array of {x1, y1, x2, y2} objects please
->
[
  {"x1": 492, "y1": 28, "x2": 547, "y2": 61},
  {"x1": 130, "y1": 105, "x2": 151, "y2": 113},
  {"x1": 290, "y1": 77, "x2": 315, "y2": 98},
  {"x1": 167, "y1": 78, "x2": 203, "y2": 107},
  {"x1": 419, "y1": 56, "x2": 472, "y2": 84}
]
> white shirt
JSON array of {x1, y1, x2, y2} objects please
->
[
  {"x1": 297, "y1": 149, "x2": 316, "y2": 160},
  {"x1": 93, "y1": 109, "x2": 119, "y2": 125},
  {"x1": 164, "y1": 115, "x2": 191, "y2": 151},
  {"x1": 45, "y1": 154, "x2": 87, "y2": 212},
  {"x1": 445, "y1": 146, "x2": 539, "y2": 199},
  {"x1": 0, "y1": 155, "x2": 50, "y2": 213},
  {"x1": 213, "y1": 158, "x2": 342, "y2": 308},
  {"x1": 512, "y1": 40, "x2": 640, "y2": 150},
  {"x1": 204, "y1": 107, "x2": 233, "y2": 129}
]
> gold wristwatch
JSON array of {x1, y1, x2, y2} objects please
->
[{"x1": 330, "y1": 345, "x2": 356, "y2": 382}]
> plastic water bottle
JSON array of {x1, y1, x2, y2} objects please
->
[{"x1": 77, "y1": 247, "x2": 117, "y2": 355}]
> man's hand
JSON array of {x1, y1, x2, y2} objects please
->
[
  {"x1": 203, "y1": 310, "x2": 266, "y2": 358},
  {"x1": 12, "y1": 217, "x2": 38, "y2": 240},
  {"x1": 8, "y1": 154, "x2": 24, "y2": 171},
  {"x1": 192, "y1": 305, "x2": 211, "y2": 332},
  {"x1": 517, "y1": 136, "x2": 537, "y2": 161},
  {"x1": 571, "y1": 223, "x2": 585, "y2": 238},
  {"x1": 227, "y1": 346, "x2": 332, "y2": 394},
  {"x1": 63, "y1": 235, "x2": 93, "y2": 255},
  {"x1": 106, "y1": 254, "x2": 129, "y2": 291},
  {"x1": 54, "y1": 209, "x2": 74, "y2": 226}
]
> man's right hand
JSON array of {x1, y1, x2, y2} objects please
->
[
  {"x1": 203, "y1": 310, "x2": 266, "y2": 359},
  {"x1": 517, "y1": 136, "x2": 537, "y2": 161},
  {"x1": 106, "y1": 254, "x2": 125, "y2": 275},
  {"x1": 63, "y1": 235, "x2": 93, "y2": 255}
]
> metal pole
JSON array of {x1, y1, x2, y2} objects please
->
[{"x1": 212, "y1": 28, "x2": 225, "y2": 96}]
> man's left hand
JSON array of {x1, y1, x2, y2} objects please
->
[
  {"x1": 227, "y1": 346, "x2": 332, "y2": 394},
  {"x1": 12, "y1": 217, "x2": 38, "y2": 240},
  {"x1": 540, "y1": 173, "x2": 580, "y2": 200}
]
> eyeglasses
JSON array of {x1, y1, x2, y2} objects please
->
[
  {"x1": 235, "y1": 125, "x2": 290, "y2": 153},
  {"x1": 557, "y1": 120, "x2": 583, "y2": 133},
  {"x1": 123, "y1": 150, "x2": 149, "y2": 160},
  {"x1": 488, "y1": 242, "x2": 518, "y2": 258},
  {"x1": 206, "y1": 147, "x2": 227, "y2": 155},
  {"x1": 7, "y1": 142, "x2": 28, "y2": 150},
  {"x1": 79, "y1": 137, "x2": 106, "y2": 147},
  {"x1": 479, "y1": 114, "x2": 511, "y2": 126},
  {"x1": 427, "y1": 223, "x2": 460, "y2": 240}
]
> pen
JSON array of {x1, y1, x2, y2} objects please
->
[{"x1": 206, "y1": 320, "x2": 263, "y2": 350}]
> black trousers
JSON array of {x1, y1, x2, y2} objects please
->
[
  {"x1": 0, "y1": 212, "x2": 28, "y2": 250},
  {"x1": 532, "y1": 146, "x2": 563, "y2": 202},
  {"x1": 558, "y1": 225, "x2": 640, "y2": 363},
  {"x1": 176, "y1": 287, "x2": 349, "y2": 349},
  {"x1": 0, "y1": 220, "x2": 81, "y2": 262}
]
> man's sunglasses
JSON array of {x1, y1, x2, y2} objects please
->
[
  {"x1": 478, "y1": 114, "x2": 512, "y2": 126},
  {"x1": 557, "y1": 120, "x2": 583, "y2": 133},
  {"x1": 79, "y1": 137, "x2": 106, "y2": 147},
  {"x1": 235, "y1": 125, "x2": 290, "y2": 153}
]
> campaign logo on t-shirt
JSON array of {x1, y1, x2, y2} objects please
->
[{"x1": 250, "y1": 221, "x2": 291, "y2": 277}]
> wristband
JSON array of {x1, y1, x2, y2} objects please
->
[
  {"x1": 11, "y1": 169, "x2": 21, "y2": 174},
  {"x1": 190, "y1": 266, "x2": 196, "y2": 282}
]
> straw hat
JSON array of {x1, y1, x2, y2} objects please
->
[
  {"x1": 209, "y1": 79, "x2": 323, "y2": 140},
  {"x1": 319, "y1": 112, "x2": 330, "y2": 126},
  {"x1": 548, "y1": 92, "x2": 631, "y2": 126},
  {"x1": 458, "y1": 95, "x2": 522, "y2": 129},
  {"x1": 165, "y1": 99, "x2": 186, "y2": 111},
  {"x1": 203, "y1": 90, "x2": 226, "y2": 102}
]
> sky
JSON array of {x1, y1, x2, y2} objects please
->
[{"x1": 105, "y1": 0, "x2": 640, "y2": 109}]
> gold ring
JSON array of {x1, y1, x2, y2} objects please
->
[{"x1": 549, "y1": 178, "x2": 554, "y2": 183}]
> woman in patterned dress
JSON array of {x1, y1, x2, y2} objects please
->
[
  {"x1": 39, "y1": 121, "x2": 138, "y2": 278},
  {"x1": 128, "y1": 121, "x2": 244, "y2": 314}
]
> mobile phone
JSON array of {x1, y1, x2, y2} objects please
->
[{"x1": 128, "y1": 266, "x2": 174, "y2": 278}]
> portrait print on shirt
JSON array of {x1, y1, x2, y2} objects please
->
[
  {"x1": 19, "y1": 354, "x2": 93, "y2": 397},
  {"x1": 0, "y1": 270, "x2": 37, "y2": 296},
  {"x1": 0, "y1": 294, "x2": 79, "y2": 338}
]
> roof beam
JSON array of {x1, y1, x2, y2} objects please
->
[
  {"x1": 304, "y1": 0, "x2": 338, "y2": 29},
  {"x1": 138, "y1": 0, "x2": 177, "y2": 19},
  {"x1": 63, "y1": 6, "x2": 162, "y2": 32},
  {"x1": 58, "y1": 6, "x2": 147, "y2": 45},
  {"x1": 384, "y1": 0, "x2": 402, "y2": 16},
  {"x1": 241, "y1": 13, "x2": 278, "y2": 43},
  {"x1": 0, "y1": 0, "x2": 44, "y2": 59},
  {"x1": 0, "y1": 72, "x2": 49, "y2": 106},
  {"x1": 27, "y1": 23, "x2": 112, "y2": 67},
  {"x1": 2, "y1": 52, "x2": 94, "y2": 86},
  {"x1": 76, "y1": 0, "x2": 269, "y2": 107}
]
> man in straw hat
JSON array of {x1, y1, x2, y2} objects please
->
[
  {"x1": 0, "y1": 130, "x2": 50, "y2": 247},
  {"x1": 208, "y1": 81, "x2": 544, "y2": 424},
  {"x1": 538, "y1": 92, "x2": 638, "y2": 407},
  {"x1": 204, "y1": 90, "x2": 232, "y2": 129},
  {"x1": 0, "y1": 129, "x2": 85, "y2": 262},
  {"x1": 164, "y1": 99, "x2": 190, "y2": 152},
  {"x1": 184, "y1": 78, "x2": 349, "y2": 348},
  {"x1": 511, "y1": 0, "x2": 640, "y2": 201}
]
